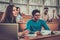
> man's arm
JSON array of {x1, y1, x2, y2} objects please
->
[
  {"x1": 42, "y1": 20, "x2": 50, "y2": 30},
  {"x1": 26, "y1": 21, "x2": 35, "y2": 34}
]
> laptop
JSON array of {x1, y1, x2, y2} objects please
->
[{"x1": 0, "y1": 23, "x2": 19, "y2": 40}]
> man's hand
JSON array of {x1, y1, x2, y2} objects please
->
[
  {"x1": 23, "y1": 30, "x2": 30, "y2": 35},
  {"x1": 35, "y1": 31, "x2": 41, "y2": 36}
]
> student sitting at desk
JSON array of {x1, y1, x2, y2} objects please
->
[
  {"x1": 16, "y1": 7, "x2": 23, "y2": 23},
  {"x1": 20, "y1": 9, "x2": 50, "y2": 35},
  {"x1": 0, "y1": 5, "x2": 17, "y2": 23},
  {"x1": 42, "y1": 7, "x2": 49, "y2": 22}
]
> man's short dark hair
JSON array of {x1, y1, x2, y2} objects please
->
[
  {"x1": 44, "y1": 7, "x2": 48, "y2": 9},
  {"x1": 32, "y1": 9, "x2": 40, "y2": 16}
]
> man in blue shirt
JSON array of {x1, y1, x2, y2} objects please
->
[
  {"x1": 21, "y1": 9, "x2": 50, "y2": 35},
  {"x1": 25, "y1": 9, "x2": 50, "y2": 34}
]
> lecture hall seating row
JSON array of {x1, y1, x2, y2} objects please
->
[{"x1": 0, "y1": 12, "x2": 59, "y2": 31}]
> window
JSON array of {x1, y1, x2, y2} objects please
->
[
  {"x1": 29, "y1": 0, "x2": 43, "y2": 5},
  {"x1": 0, "y1": 0, "x2": 9, "y2": 2},
  {"x1": 59, "y1": 0, "x2": 60, "y2": 6},
  {"x1": 44, "y1": 0, "x2": 57, "y2": 6},
  {"x1": 13, "y1": 0, "x2": 27, "y2": 4},
  {"x1": 0, "y1": 0, "x2": 59, "y2": 15},
  {"x1": 0, "y1": 4, "x2": 8, "y2": 12}
]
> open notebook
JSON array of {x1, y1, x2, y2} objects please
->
[{"x1": 41, "y1": 30, "x2": 51, "y2": 35}]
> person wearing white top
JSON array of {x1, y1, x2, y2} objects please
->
[
  {"x1": 16, "y1": 7, "x2": 23, "y2": 23},
  {"x1": 42, "y1": 7, "x2": 49, "y2": 22},
  {"x1": 52, "y1": 9, "x2": 59, "y2": 19}
]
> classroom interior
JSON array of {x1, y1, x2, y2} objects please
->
[{"x1": 0, "y1": 0, "x2": 60, "y2": 40}]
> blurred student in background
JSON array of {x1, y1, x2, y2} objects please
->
[
  {"x1": 42, "y1": 7, "x2": 49, "y2": 22},
  {"x1": 16, "y1": 7, "x2": 23, "y2": 23},
  {"x1": 16, "y1": 7, "x2": 23, "y2": 32},
  {"x1": 52, "y1": 9, "x2": 59, "y2": 19},
  {"x1": 0, "y1": 5, "x2": 17, "y2": 23}
]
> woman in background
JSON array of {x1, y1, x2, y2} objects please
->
[
  {"x1": 16, "y1": 7, "x2": 24, "y2": 32},
  {"x1": 0, "y1": 5, "x2": 17, "y2": 23},
  {"x1": 16, "y1": 7, "x2": 23, "y2": 23}
]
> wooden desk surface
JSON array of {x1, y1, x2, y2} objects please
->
[
  {"x1": 29, "y1": 34, "x2": 60, "y2": 39},
  {"x1": 19, "y1": 34, "x2": 60, "y2": 40}
]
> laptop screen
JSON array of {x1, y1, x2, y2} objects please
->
[{"x1": 0, "y1": 23, "x2": 18, "y2": 40}]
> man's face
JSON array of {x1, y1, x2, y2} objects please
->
[
  {"x1": 16, "y1": 8, "x2": 20, "y2": 14},
  {"x1": 53, "y1": 10, "x2": 55, "y2": 13},
  {"x1": 33, "y1": 12, "x2": 40, "y2": 20},
  {"x1": 44, "y1": 9, "x2": 48, "y2": 14}
]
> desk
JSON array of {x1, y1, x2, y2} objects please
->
[
  {"x1": 29, "y1": 34, "x2": 60, "y2": 40},
  {"x1": 19, "y1": 34, "x2": 60, "y2": 40}
]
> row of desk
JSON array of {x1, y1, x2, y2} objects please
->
[
  {"x1": 19, "y1": 22, "x2": 60, "y2": 40},
  {"x1": 19, "y1": 34, "x2": 60, "y2": 40}
]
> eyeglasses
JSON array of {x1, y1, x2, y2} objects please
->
[{"x1": 34, "y1": 15, "x2": 40, "y2": 16}]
